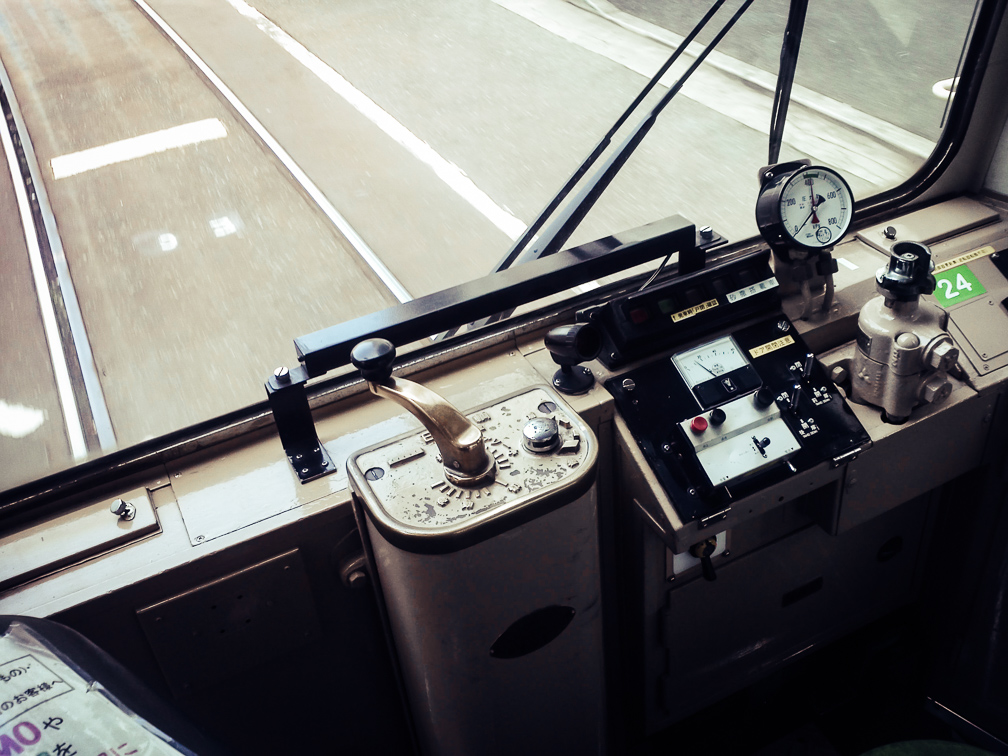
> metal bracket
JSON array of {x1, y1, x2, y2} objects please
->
[
  {"x1": 265, "y1": 366, "x2": 335, "y2": 482},
  {"x1": 698, "y1": 507, "x2": 731, "y2": 530}
]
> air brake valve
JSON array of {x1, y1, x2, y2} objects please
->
[{"x1": 850, "y1": 242, "x2": 959, "y2": 423}]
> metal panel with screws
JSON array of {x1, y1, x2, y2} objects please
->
[
  {"x1": 0, "y1": 487, "x2": 159, "y2": 592},
  {"x1": 135, "y1": 549, "x2": 322, "y2": 698}
]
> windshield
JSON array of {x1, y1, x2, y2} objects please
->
[{"x1": 0, "y1": 0, "x2": 981, "y2": 494}]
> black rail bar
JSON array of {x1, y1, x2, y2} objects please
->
[
  {"x1": 295, "y1": 215, "x2": 695, "y2": 377},
  {"x1": 263, "y1": 215, "x2": 694, "y2": 482}
]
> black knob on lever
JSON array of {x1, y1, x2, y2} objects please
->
[
  {"x1": 544, "y1": 323, "x2": 602, "y2": 395},
  {"x1": 754, "y1": 386, "x2": 776, "y2": 408},
  {"x1": 350, "y1": 338, "x2": 397, "y2": 382},
  {"x1": 689, "y1": 537, "x2": 718, "y2": 582}
]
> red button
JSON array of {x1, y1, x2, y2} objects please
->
[
  {"x1": 629, "y1": 307, "x2": 649, "y2": 324},
  {"x1": 690, "y1": 416, "x2": 708, "y2": 434}
]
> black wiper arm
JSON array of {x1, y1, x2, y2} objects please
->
[
  {"x1": 442, "y1": 0, "x2": 755, "y2": 339},
  {"x1": 526, "y1": 0, "x2": 756, "y2": 264},
  {"x1": 492, "y1": 0, "x2": 728, "y2": 274},
  {"x1": 768, "y1": 0, "x2": 809, "y2": 164}
]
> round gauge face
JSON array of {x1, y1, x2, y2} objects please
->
[
  {"x1": 777, "y1": 167, "x2": 853, "y2": 250},
  {"x1": 672, "y1": 335, "x2": 749, "y2": 389}
]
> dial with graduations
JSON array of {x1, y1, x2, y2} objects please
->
[
  {"x1": 756, "y1": 165, "x2": 854, "y2": 251},
  {"x1": 673, "y1": 335, "x2": 748, "y2": 389}
]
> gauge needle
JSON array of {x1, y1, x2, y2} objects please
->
[
  {"x1": 809, "y1": 181, "x2": 819, "y2": 225},
  {"x1": 795, "y1": 204, "x2": 817, "y2": 234},
  {"x1": 696, "y1": 358, "x2": 717, "y2": 377}
]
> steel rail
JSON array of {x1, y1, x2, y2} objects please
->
[
  {"x1": 0, "y1": 58, "x2": 115, "y2": 455},
  {"x1": 130, "y1": 0, "x2": 413, "y2": 305}
]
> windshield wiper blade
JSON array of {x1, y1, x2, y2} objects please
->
[
  {"x1": 517, "y1": 0, "x2": 755, "y2": 267},
  {"x1": 492, "y1": 0, "x2": 728, "y2": 275},
  {"x1": 443, "y1": 0, "x2": 755, "y2": 338},
  {"x1": 768, "y1": 0, "x2": 809, "y2": 164}
]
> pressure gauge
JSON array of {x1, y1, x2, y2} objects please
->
[{"x1": 756, "y1": 165, "x2": 854, "y2": 251}]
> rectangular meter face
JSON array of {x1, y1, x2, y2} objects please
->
[{"x1": 672, "y1": 335, "x2": 760, "y2": 408}]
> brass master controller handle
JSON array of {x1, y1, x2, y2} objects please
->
[{"x1": 351, "y1": 339, "x2": 496, "y2": 487}]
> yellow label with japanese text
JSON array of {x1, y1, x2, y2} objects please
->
[
  {"x1": 750, "y1": 334, "x2": 795, "y2": 358},
  {"x1": 933, "y1": 245, "x2": 996, "y2": 274},
  {"x1": 670, "y1": 299, "x2": 719, "y2": 323}
]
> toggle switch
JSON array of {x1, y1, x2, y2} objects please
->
[
  {"x1": 789, "y1": 383, "x2": 802, "y2": 410},
  {"x1": 803, "y1": 352, "x2": 815, "y2": 379}
]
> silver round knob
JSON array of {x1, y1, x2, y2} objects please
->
[{"x1": 522, "y1": 417, "x2": 560, "y2": 454}]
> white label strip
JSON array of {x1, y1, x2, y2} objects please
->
[
  {"x1": 51, "y1": 118, "x2": 227, "y2": 179},
  {"x1": 726, "y1": 276, "x2": 779, "y2": 304},
  {"x1": 224, "y1": 0, "x2": 527, "y2": 241}
]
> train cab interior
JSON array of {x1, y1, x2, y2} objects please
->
[{"x1": 3, "y1": 0, "x2": 1008, "y2": 753}]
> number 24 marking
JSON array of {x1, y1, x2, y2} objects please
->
[{"x1": 937, "y1": 272, "x2": 973, "y2": 299}]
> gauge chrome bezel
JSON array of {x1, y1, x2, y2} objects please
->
[{"x1": 755, "y1": 165, "x2": 854, "y2": 252}]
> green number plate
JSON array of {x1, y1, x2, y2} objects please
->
[{"x1": 933, "y1": 264, "x2": 986, "y2": 307}]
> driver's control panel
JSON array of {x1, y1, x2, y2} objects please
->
[
  {"x1": 679, "y1": 389, "x2": 801, "y2": 488},
  {"x1": 604, "y1": 302, "x2": 870, "y2": 529}
]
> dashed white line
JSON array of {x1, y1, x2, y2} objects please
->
[
  {"x1": 222, "y1": 0, "x2": 528, "y2": 242},
  {"x1": 51, "y1": 118, "x2": 227, "y2": 179}
]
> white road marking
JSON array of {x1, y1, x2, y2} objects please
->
[
  {"x1": 210, "y1": 216, "x2": 239, "y2": 237},
  {"x1": 0, "y1": 400, "x2": 46, "y2": 439},
  {"x1": 223, "y1": 0, "x2": 528, "y2": 241},
  {"x1": 50, "y1": 118, "x2": 227, "y2": 179},
  {"x1": 1, "y1": 122, "x2": 87, "y2": 458},
  {"x1": 837, "y1": 257, "x2": 859, "y2": 270},
  {"x1": 158, "y1": 232, "x2": 179, "y2": 252},
  {"x1": 131, "y1": 0, "x2": 413, "y2": 304}
]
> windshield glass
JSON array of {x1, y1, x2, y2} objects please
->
[{"x1": 0, "y1": 0, "x2": 980, "y2": 493}]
